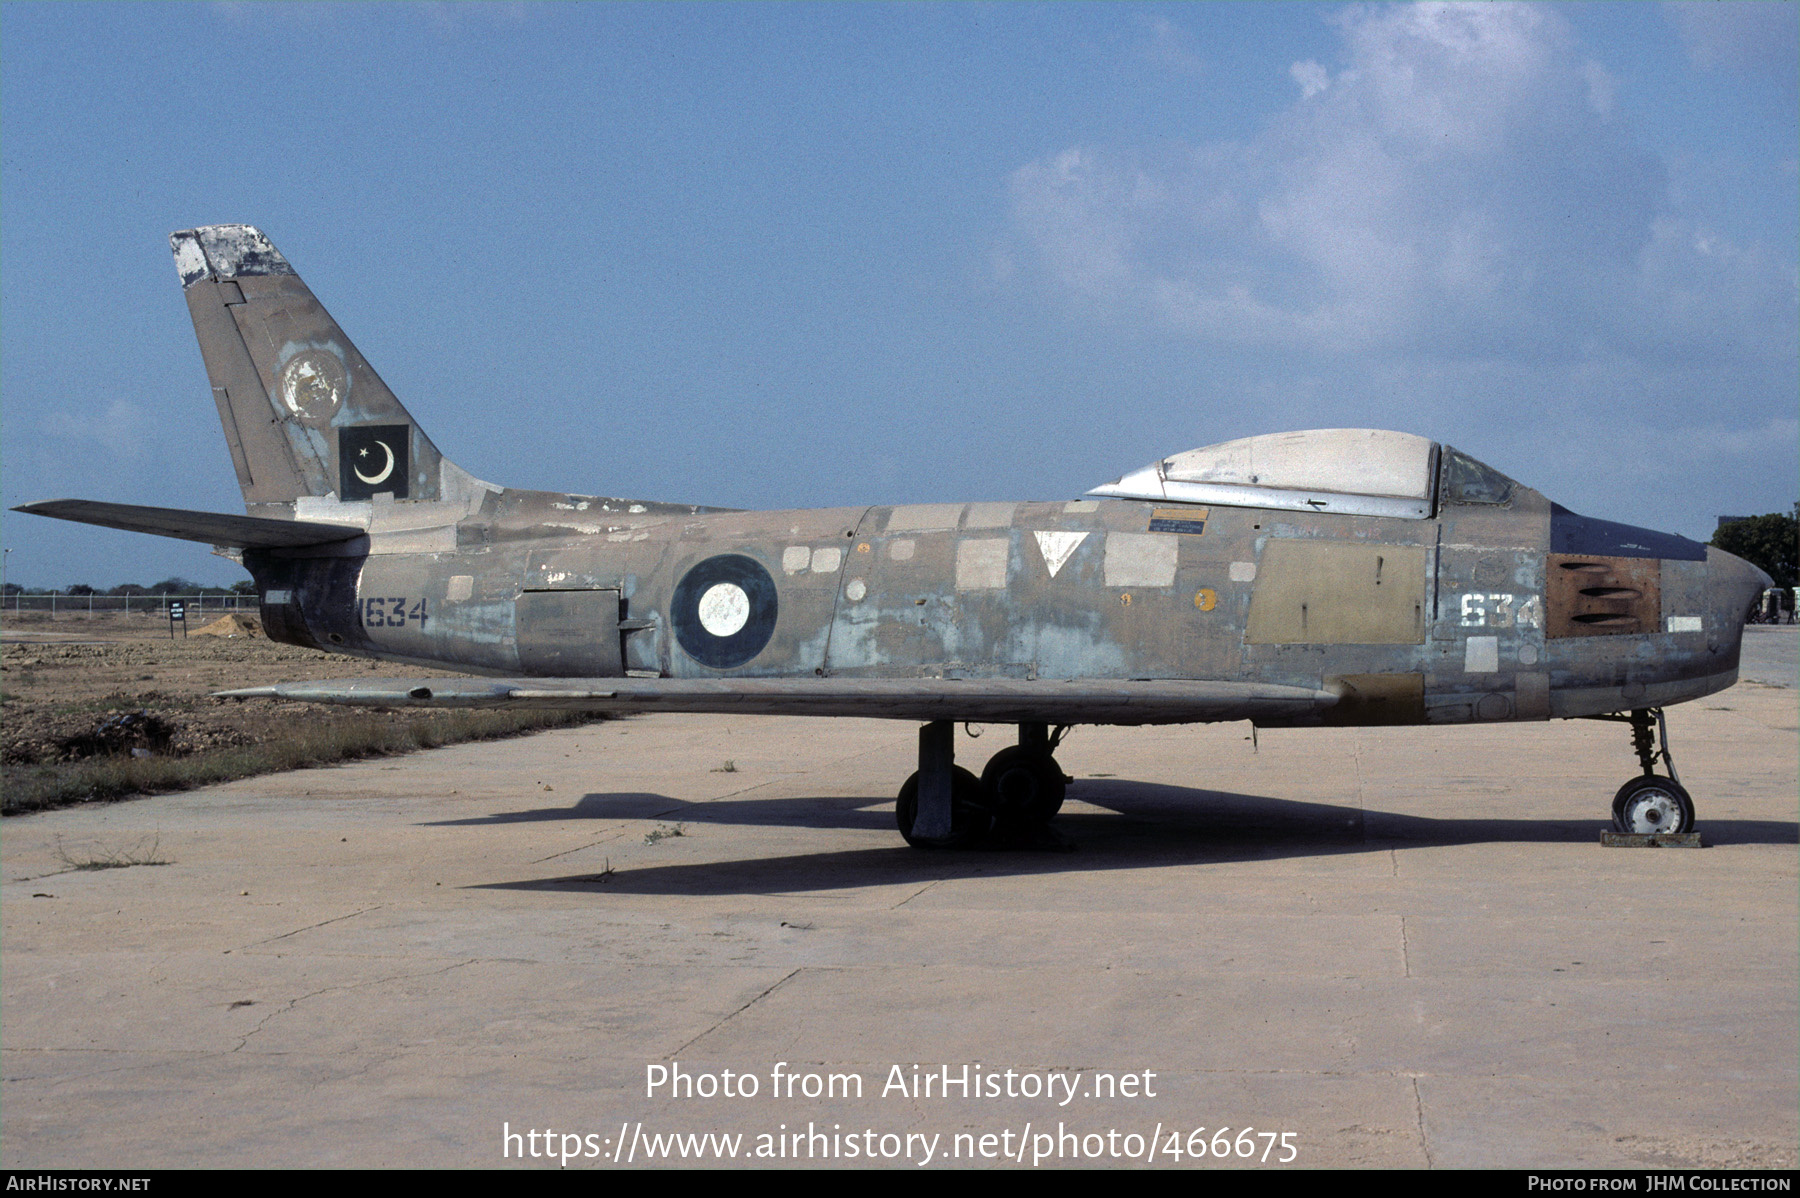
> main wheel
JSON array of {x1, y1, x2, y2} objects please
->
[
  {"x1": 1611, "y1": 775, "x2": 1695, "y2": 835},
  {"x1": 895, "y1": 766, "x2": 992, "y2": 848},
  {"x1": 979, "y1": 746, "x2": 1066, "y2": 828}
]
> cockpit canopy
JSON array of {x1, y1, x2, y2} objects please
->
[{"x1": 1088, "y1": 429, "x2": 1519, "y2": 519}]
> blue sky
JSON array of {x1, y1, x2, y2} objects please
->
[{"x1": 3, "y1": 1, "x2": 1795, "y2": 588}]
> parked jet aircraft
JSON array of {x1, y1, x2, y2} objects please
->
[{"x1": 16, "y1": 226, "x2": 1772, "y2": 847}]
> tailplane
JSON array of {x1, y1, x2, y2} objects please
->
[
  {"x1": 171, "y1": 225, "x2": 479, "y2": 518},
  {"x1": 10, "y1": 499, "x2": 364, "y2": 551}
]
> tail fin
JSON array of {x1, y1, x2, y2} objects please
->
[{"x1": 171, "y1": 225, "x2": 464, "y2": 517}]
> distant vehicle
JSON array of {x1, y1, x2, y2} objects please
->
[
  {"x1": 1753, "y1": 587, "x2": 1795, "y2": 624},
  {"x1": 16, "y1": 227, "x2": 1772, "y2": 845}
]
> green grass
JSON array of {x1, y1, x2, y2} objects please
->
[{"x1": 2, "y1": 709, "x2": 607, "y2": 815}]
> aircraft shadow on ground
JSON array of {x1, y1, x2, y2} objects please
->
[
  {"x1": 423, "y1": 791, "x2": 896, "y2": 831},
  {"x1": 456, "y1": 779, "x2": 1797, "y2": 896}
]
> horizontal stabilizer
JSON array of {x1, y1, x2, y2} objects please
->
[
  {"x1": 219, "y1": 676, "x2": 1339, "y2": 727},
  {"x1": 12, "y1": 500, "x2": 364, "y2": 550}
]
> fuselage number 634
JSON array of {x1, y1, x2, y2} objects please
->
[{"x1": 1459, "y1": 592, "x2": 1542, "y2": 630}]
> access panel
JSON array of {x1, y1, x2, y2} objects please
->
[
  {"x1": 1246, "y1": 541, "x2": 1427, "y2": 645},
  {"x1": 515, "y1": 588, "x2": 623, "y2": 676}
]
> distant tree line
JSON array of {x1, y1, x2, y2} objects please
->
[
  {"x1": 2, "y1": 578, "x2": 258, "y2": 597},
  {"x1": 1711, "y1": 511, "x2": 1799, "y2": 589}
]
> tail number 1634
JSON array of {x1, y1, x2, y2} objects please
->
[{"x1": 361, "y1": 597, "x2": 427, "y2": 627}]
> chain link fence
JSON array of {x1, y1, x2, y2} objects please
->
[{"x1": 4, "y1": 592, "x2": 259, "y2": 617}]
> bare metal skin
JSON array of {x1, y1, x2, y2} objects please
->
[{"x1": 16, "y1": 226, "x2": 1770, "y2": 846}]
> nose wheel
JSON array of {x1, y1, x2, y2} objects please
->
[
  {"x1": 1594, "y1": 707, "x2": 1696, "y2": 835},
  {"x1": 1611, "y1": 775, "x2": 1695, "y2": 835}
]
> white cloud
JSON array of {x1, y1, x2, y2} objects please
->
[
  {"x1": 1002, "y1": 2, "x2": 1795, "y2": 527},
  {"x1": 1139, "y1": 14, "x2": 1207, "y2": 78},
  {"x1": 41, "y1": 400, "x2": 149, "y2": 460},
  {"x1": 1582, "y1": 59, "x2": 1616, "y2": 118},
  {"x1": 1290, "y1": 60, "x2": 1330, "y2": 99},
  {"x1": 1664, "y1": 0, "x2": 1800, "y2": 76},
  {"x1": 1007, "y1": 2, "x2": 1794, "y2": 369}
]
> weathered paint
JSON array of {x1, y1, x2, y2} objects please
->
[
  {"x1": 1033, "y1": 530, "x2": 1087, "y2": 578},
  {"x1": 20, "y1": 226, "x2": 1773, "y2": 743},
  {"x1": 955, "y1": 539, "x2": 1009, "y2": 590},
  {"x1": 1103, "y1": 534, "x2": 1178, "y2": 588}
]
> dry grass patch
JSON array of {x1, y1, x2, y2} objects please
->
[
  {"x1": 53, "y1": 833, "x2": 171, "y2": 871},
  {"x1": 4, "y1": 708, "x2": 606, "y2": 815}
]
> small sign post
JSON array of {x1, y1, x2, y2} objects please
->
[{"x1": 168, "y1": 600, "x2": 186, "y2": 639}]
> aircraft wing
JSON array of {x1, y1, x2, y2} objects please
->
[
  {"x1": 12, "y1": 500, "x2": 365, "y2": 549},
  {"x1": 219, "y1": 676, "x2": 1338, "y2": 726}
]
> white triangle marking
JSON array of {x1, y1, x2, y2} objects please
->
[{"x1": 1033, "y1": 530, "x2": 1089, "y2": 579}]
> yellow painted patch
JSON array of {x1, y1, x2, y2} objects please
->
[
  {"x1": 1149, "y1": 507, "x2": 1209, "y2": 535},
  {"x1": 1246, "y1": 540, "x2": 1427, "y2": 644},
  {"x1": 1194, "y1": 588, "x2": 1217, "y2": 611}
]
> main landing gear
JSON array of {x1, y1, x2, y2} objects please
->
[
  {"x1": 895, "y1": 721, "x2": 1071, "y2": 849},
  {"x1": 1591, "y1": 707, "x2": 1695, "y2": 835}
]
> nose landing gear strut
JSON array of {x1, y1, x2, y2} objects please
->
[{"x1": 1590, "y1": 707, "x2": 1695, "y2": 835}]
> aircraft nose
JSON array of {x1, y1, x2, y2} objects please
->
[{"x1": 1708, "y1": 545, "x2": 1772, "y2": 626}]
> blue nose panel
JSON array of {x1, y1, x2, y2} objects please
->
[{"x1": 1551, "y1": 505, "x2": 1706, "y2": 561}]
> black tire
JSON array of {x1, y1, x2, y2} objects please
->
[
  {"x1": 895, "y1": 766, "x2": 991, "y2": 848},
  {"x1": 1611, "y1": 775, "x2": 1695, "y2": 835},
  {"x1": 979, "y1": 746, "x2": 1066, "y2": 828}
]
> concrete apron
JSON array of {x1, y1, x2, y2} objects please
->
[{"x1": 3, "y1": 680, "x2": 1795, "y2": 1169}]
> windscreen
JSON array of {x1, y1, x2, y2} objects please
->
[{"x1": 1439, "y1": 447, "x2": 1518, "y2": 506}]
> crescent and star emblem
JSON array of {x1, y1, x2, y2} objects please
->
[
  {"x1": 338, "y1": 424, "x2": 410, "y2": 498},
  {"x1": 353, "y1": 441, "x2": 396, "y2": 485}
]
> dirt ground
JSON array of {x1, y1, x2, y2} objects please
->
[
  {"x1": 0, "y1": 611, "x2": 563, "y2": 811},
  {"x1": 1, "y1": 611, "x2": 451, "y2": 759}
]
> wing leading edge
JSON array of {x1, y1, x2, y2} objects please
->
[
  {"x1": 219, "y1": 676, "x2": 1338, "y2": 726},
  {"x1": 12, "y1": 500, "x2": 365, "y2": 550}
]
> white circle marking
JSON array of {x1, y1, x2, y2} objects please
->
[
  {"x1": 281, "y1": 351, "x2": 346, "y2": 419},
  {"x1": 697, "y1": 582, "x2": 750, "y2": 638},
  {"x1": 846, "y1": 579, "x2": 867, "y2": 602}
]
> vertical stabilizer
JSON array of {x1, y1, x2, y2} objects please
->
[{"x1": 171, "y1": 225, "x2": 465, "y2": 518}]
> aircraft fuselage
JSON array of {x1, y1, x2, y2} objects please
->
[{"x1": 249, "y1": 482, "x2": 1758, "y2": 730}]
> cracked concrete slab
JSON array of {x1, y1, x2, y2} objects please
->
[{"x1": 4, "y1": 681, "x2": 1795, "y2": 1169}]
